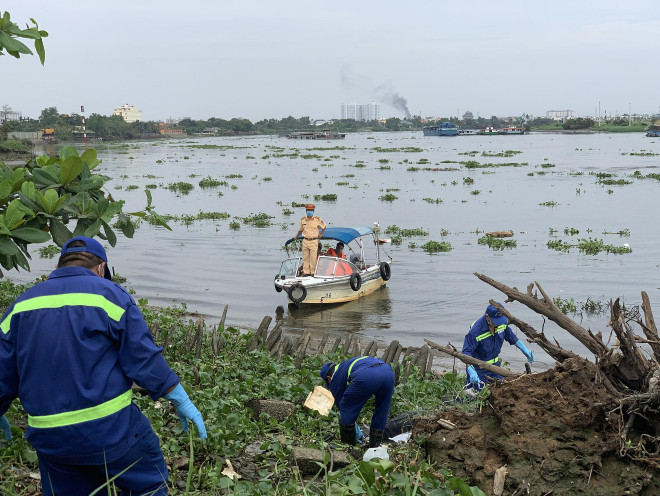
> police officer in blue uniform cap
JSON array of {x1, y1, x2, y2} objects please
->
[
  {"x1": 462, "y1": 302, "x2": 534, "y2": 390},
  {"x1": 0, "y1": 236, "x2": 206, "y2": 496},
  {"x1": 320, "y1": 356, "x2": 395, "y2": 448}
]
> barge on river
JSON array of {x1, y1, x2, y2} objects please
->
[
  {"x1": 274, "y1": 225, "x2": 392, "y2": 305},
  {"x1": 286, "y1": 130, "x2": 345, "y2": 139},
  {"x1": 477, "y1": 126, "x2": 525, "y2": 135},
  {"x1": 422, "y1": 122, "x2": 458, "y2": 136}
]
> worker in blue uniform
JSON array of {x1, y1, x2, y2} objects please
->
[
  {"x1": 0, "y1": 236, "x2": 207, "y2": 496},
  {"x1": 320, "y1": 356, "x2": 395, "y2": 448},
  {"x1": 462, "y1": 302, "x2": 534, "y2": 390}
]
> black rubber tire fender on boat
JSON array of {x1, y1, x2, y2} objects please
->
[
  {"x1": 379, "y1": 262, "x2": 391, "y2": 281},
  {"x1": 287, "y1": 283, "x2": 307, "y2": 303},
  {"x1": 274, "y1": 274, "x2": 283, "y2": 293},
  {"x1": 350, "y1": 273, "x2": 362, "y2": 291}
]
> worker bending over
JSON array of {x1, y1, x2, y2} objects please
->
[
  {"x1": 462, "y1": 302, "x2": 534, "y2": 390},
  {"x1": 320, "y1": 356, "x2": 395, "y2": 448},
  {"x1": 0, "y1": 236, "x2": 206, "y2": 496}
]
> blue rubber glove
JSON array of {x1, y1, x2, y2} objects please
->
[
  {"x1": 355, "y1": 424, "x2": 364, "y2": 445},
  {"x1": 515, "y1": 340, "x2": 535, "y2": 363},
  {"x1": 0, "y1": 415, "x2": 11, "y2": 447},
  {"x1": 466, "y1": 365, "x2": 480, "y2": 386},
  {"x1": 163, "y1": 384, "x2": 207, "y2": 439}
]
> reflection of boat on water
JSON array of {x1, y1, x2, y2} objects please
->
[
  {"x1": 274, "y1": 225, "x2": 392, "y2": 305},
  {"x1": 477, "y1": 126, "x2": 524, "y2": 135},
  {"x1": 286, "y1": 130, "x2": 346, "y2": 139},
  {"x1": 422, "y1": 122, "x2": 458, "y2": 136}
]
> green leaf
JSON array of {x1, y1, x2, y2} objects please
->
[
  {"x1": 0, "y1": 31, "x2": 33, "y2": 54},
  {"x1": 357, "y1": 461, "x2": 376, "y2": 486},
  {"x1": 59, "y1": 146, "x2": 79, "y2": 160},
  {"x1": 470, "y1": 487, "x2": 487, "y2": 496},
  {"x1": 145, "y1": 188, "x2": 153, "y2": 208},
  {"x1": 101, "y1": 220, "x2": 117, "y2": 247},
  {"x1": 148, "y1": 212, "x2": 172, "y2": 231},
  {"x1": 5, "y1": 200, "x2": 25, "y2": 229},
  {"x1": 65, "y1": 176, "x2": 104, "y2": 193},
  {"x1": 35, "y1": 37, "x2": 45, "y2": 64},
  {"x1": 84, "y1": 219, "x2": 102, "y2": 238},
  {"x1": 10, "y1": 227, "x2": 50, "y2": 243},
  {"x1": 81, "y1": 149, "x2": 101, "y2": 170},
  {"x1": 48, "y1": 218, "x2": 72, "y2": 246},
  {"x1": 0, "y1": 235, "x2": 20, "y2": 256},
  {"x1": 0, "y1": 179, "x2": 12, "y2": 200},
  {"x1": 449, "y1": 477, "x2": 473, "y2": 496},
  {"x1": 32, "y1": 167, "x2": 58, "y2": 186},
  {"x1": 39, "y1": 189, "x2": 58, "y2": 214},
  {"x1": 60, "y1": 156, "x2": 83, "y2": 185},
  {"x1": 119, "y1": 218, "x2": 135, "y2": 239}
]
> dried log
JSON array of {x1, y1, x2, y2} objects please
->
[
  {"x1": 250, "y1": 316, "x2": 272, "y2": 351},
  {"x1": 330, "y1": 337, "x2": 342, "y2": 353},
  {"x1": 391, "y1": 344, "x2": 403, "y2": 365},
  {"x1": 194, "y1": 319, "x2": 203, "y2": 359},
  {"x1": 219, "y1": 304, "x2": 228, "y2": 330},
  {"x1": 638, "y1": 291, "x2": 660, "y2": 363},
  {"x1": 425, "y1": 339, "x2": 518, "y2": 377},
  {"x1": 264, "y1": 322, "x2": 283, "y2": 351},
  {"x1": 489, "y1": 298, "x2": 582, "y2": 363},
  {"x1": 475, "y1": 272, "x2": 609, "y2": 357},
  {"x1": 316, "y1": 333, "x2": 329, "y2": 356},
  {"x1": 294, "y1": 332, "x2": 311, "y2": 368}
]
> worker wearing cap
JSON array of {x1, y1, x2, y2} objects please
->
[
  {"x1": 462, "y1": 302, "x2": 535, "y2": 390},
  {"x1": 0, "y1": 236, "x2": 206, "y2": 496},
  {"x1": 294, "y1": 203, "x2": 326, "y2": 276},
  {"x1": 320, "y1": 356, "x2": 395, "y2": 448}
]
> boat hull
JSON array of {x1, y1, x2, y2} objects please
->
[{"x1": 276, "y1": 262, "x2": 390, "y2": 305}]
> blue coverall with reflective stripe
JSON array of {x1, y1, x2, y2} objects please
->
[
  {"x1": 461, "y1": 315, "x2": 519, "y2": 387},
  {"x1": 327, "y1": 356, "x2": 395, "y2": 430},
  {"x1": 0, "y1": 266, "x2": 179, "y2": 494}
]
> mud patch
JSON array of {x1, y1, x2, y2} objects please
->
[{"x1": 417, "y1": 359, "x2": 660, "y2": 495}]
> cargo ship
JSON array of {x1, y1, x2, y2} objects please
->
[
  {"x1": 477, "y1": 126, "x2": 524, "y2": 135},
  {"x1": 422, "y1": 122, "x2": 458, "y2": 136}
]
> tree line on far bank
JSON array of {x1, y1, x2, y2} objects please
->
[{"x1": 1, "y1": 105, "x2": 654, "y2": 144}]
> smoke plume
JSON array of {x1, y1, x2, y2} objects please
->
[{"x1": 340, "y1": 65, "x2": 411, "y2": 119}]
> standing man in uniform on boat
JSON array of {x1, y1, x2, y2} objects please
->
[
  {"x1": 320, "y1": 356, "x2": 395, "y2": 448},
  {"x1": 462, "y1": 302, "x2": 535, "y2": 390},
  {"x1": 294, "y1": 203, "x2": 326, "y2": 276},
  {"x1": 0, "y1": 236, "x2": 207, "y2": 496}
]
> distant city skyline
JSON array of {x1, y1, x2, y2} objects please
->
[{"x1": 2, "y1": 1, "x2": 659, "y2": 122}]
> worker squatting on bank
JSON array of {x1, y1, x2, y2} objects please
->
[
  {"x1": 0, "y1": 236, "x2": 206, "y2": 496},
  {"x1": 321, "y1": 356, "x2": 395, "y2": 448},
  {"x1": 462, "y1": 302, "x2": 535, "y2": 390},
  {"x1": 294, "y1": 203, "x2": 326, "y2": 276}
]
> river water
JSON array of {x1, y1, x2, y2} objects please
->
[{"x1": 15, "y1": 131, "x2": 660, "y2": 371}]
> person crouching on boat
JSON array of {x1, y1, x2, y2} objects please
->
[
  {"x1": 320, "y1": 357, "x2": 395, "y2": 448},
  {"x1": 294, "y1": 203, "x2": 326, "y2": 277},
  {"x1": 326, "y1": 241, "x2": 346, "y2": 259}
]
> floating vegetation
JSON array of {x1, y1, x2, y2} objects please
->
[
  {"x1": 548, "y1": 237, "x2": 631, "y2": 254},
  {"x1": 336, "y1": 181, "x2": 349, "y2": 186},
  {"x1": 458, "y1": 151, "x2": 479, "y2": 156},
  {"x1": 632, "y1": 171, "x2": 660, "y2": 181},
  {"x1": 416, "y1": 158, "x2": 430, "y2": 164},
  {"x1": 462, "y1": 161, "x2": 527, "y2": 169},
  {"x1": 188, "y1": 144, "x2": 250, "y2": 149},
  {"x1": 379, "y1": 193, "x2": 398, "y2": 202},
  {"x1": 166, "y1": 182, "x2": 194, "y2": 194},
  {"x1": 598, "y1": 178, "x2": 633, "y2": 186},
  {"x1": 406, "y1": 167, "x2": 420, "y2": 172},
  {"x1": 564, "y1": 227, "x2": 579, "y2": 236},
  {"x1": 385, "y1": 226, "x2": 429, "y2": 237},
  {"x1": 38, "y1": 244, "x2": 60, "y2": 258},
  {"x1": 165, "y1": 211, "x2": 231, "y2": 225},
  {"x1": 602, "y1": 228, "x2": 630, "y2": 237},
  {"x1": 539, "y1": 201, "x2": 558, "y2": 207},
  {"x1": 313, "y1": 193, "x2": 337, "y2": 201},
  {"x1": 146, "y1": 184, "x2": 158, "y2": 189},
  {"x1": 481, "y1": 150, "x2": 523, "y2": 157},
  {"x1": 463, "y1": 177, "x2": 474, "y2": 185},
  {"x1": 241, "y1": 212, "x2": 275, "y2": 227},
  {"x1": 308, "y1": 146, "x2": 354, "y2": 151},
  {"x1": 540, "y1": 163, "x2": 556, "y2": 168},
  {"x1": 569, "y1": 171, "x2": 584, "y2": 176},
  {"x1": 478, "y1": 236, "x2": 517, "y2": 250},
  {"x1": 470, "y1": 190, "x2": 481, "y2": 195},
  {"x1": 125, "y1": 185, "x2": 139, "y2": 191},
  {"x1": 226, "y1": 174, "x2": 243, "y2": 179},
  {"x1": 198, "y1": 176, "x2": 223, "y2": 188},
  {"x1": 349, "y1": 162, "x2": 367, "y2": 168},
  {"x1": 378, "y1": 166, "x2": 392, "y2": 170},
  {"x1": 262, "y1": 177, "x2": 273, "y2": 182},
  {"x1": 378, "y1": 159, "x2": 390, "y2": 163},
  {"x1": 371, "y1": 146, "x2": 423, "y2": 153},
  {"x1": 422, "y1": 198, "x2": 443, "y2": 204},
  {"x1": 300, "y1": 154, "x2": 323, "y2": 159},
  {"x1": 421, "y1": 240, "x2": 452, "y2": 253},
  {"x1": 282, "y1": 208, "x2": 293, "y2": 216},
  {"x1": 622, "y1": 151, "x2": 659, "y2": 156},
  {"x1": 229, "y1": 220, "x2": 240, "y2": 230}
]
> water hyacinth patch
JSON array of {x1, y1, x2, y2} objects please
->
[{"x1": 478, "y1": 236, "x2": 517, "y2": 250}]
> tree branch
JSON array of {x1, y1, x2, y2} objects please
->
[{"x1": 424, "y1": 339, "x2": 519, "y2": 377}]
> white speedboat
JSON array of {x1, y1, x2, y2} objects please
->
[{"x1": 274, "y1": 225, "x2": 392, "y2": 305}]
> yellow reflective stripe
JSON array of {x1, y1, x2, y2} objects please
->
[
  {"x1": 475, "y1": 331, "x2": 492, "y2": 342},
  {"x1": 347, "y1": 356, "x2": 368, "y2": 385},
  {"x1": 495, "y1": 324, "x2": 507, "y2": 332},
  {"x1": 475, "y1": 324, "x2": 507, "y2": 342},
  {"x1": 28, "y1": 390, "x2": 133, "y2": 428},
  {"x1": 1, "y1": 293, "x2": 125, "y2": 334},
  {"x1": 485, "y1": 357, "x2": 500, "y2": 364}
]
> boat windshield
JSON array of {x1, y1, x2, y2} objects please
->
[
  {"x1": 279, "y1": 257, "x2": 301, "y2": 277},
  {"x1": 315, "y1": 256, "x2": 357, "y2": 277}
]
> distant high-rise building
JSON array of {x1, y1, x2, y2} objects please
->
[
  {"x1": 113, "y1": 104, "x2": 142, "y2": 123},
  {"x1": 546, "y1": 109, "x2": 573, "y2": 121},
  {"x1": 341, "y1": 102, "x2": 380, "y2": 121}
]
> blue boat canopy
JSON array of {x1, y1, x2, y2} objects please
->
[{"x1": 285, "y1": 226, "x2": 374, "y2": 246}]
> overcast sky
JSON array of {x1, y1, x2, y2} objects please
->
[{"x1": 2, "y1": 1, "x2": 659, "y2": 122}]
